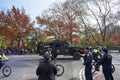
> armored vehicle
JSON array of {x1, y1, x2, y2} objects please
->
[{"x1": 36, "y1": 40, "x2": 84, "y2": 60}]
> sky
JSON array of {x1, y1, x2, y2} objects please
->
[{"x1": 0, "y1": 0, "x2": 65, "y2": 27}]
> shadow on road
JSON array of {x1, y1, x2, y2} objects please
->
[
  {"x1": 57, "y1": 58, "x2": 73, "y2": 60},
  {"x1": 69, "y1": 76, "x2": 80, "y2": 80},
  {"x1": 0, "y1": 76, "x2": 6, "y2": 79},
  {"x1": 26, "y1": 78, "x2": 37, "y2": 80}
]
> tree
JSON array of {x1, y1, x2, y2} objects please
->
[
  {"x1": 36, "y1": 0, "x2": 83, "y2": 45},
  {"x1": 0, "y1": 36, "x2": 7, "y2": 49},
  {"x1": 36, "y1": 0, "x2": 120, "y2": 46},
  {"x1": 109, "y1": 34, "x2": 120, "y2": 45},
  {"x1": 0, "y1": 6, "x2": 34, "y2": 48},
  {"x1": 79, "y1": 0, "x2": 120, "y2": 46}
]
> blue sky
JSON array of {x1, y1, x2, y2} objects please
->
[{"x1": 0, "y1": 0, "x2": 65, "y2": 26}]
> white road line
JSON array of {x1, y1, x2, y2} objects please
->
[
  {"x1": 79, "y1": 68, "x2": 85, "y2": 80},
  {"x1": 79, "y1": 68, "x2": 83, "y2": 80},
  {"x1": 82, "y1": 69, "x2": 85, "y2": 80},
  {"x1": 81, "y1": 58, "x2": 84, "y2": 63}
]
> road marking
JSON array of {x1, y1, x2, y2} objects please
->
[
  {"x1": 22, "y1": 73, "x2": 33, "y2": 79},
  {"x1": 82, "y1": 70, "x2": 85, "y2": 80},
  {"x1": 93, "y1": 72, "x2": 104, "y2": 80},
  {"x1": 79, "y1": 68, "x2": 83, "y2": 80},
  {"x1": 79, "y1": 68, "x2": 85, "y2": 80},
  {"x1": 22, "y1": 73, "x2": 37, "y2": 79}
]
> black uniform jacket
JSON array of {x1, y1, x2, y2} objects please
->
[{"x1": 36, "y1": 60, "x2": 57, "y2": 80}]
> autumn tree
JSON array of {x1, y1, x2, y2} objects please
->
[
  {"x1": 37, "y1": 0, "x2": 120, "y2": 46},
  {"x1": 0, "y1": 11, "x2": 8, "y2": 36},
  {"x1": 0, "y1": 6, "x2": 34, "y2": 48},
  {"x1": 36, "y1": 0, "x2": 84, "y2": 45},
  {"x1": 0, "y1": 11, "x2": 11, "y2": 48},
  {"x1": 36, "y1": 16, "x2": 65, "y2": 41},
  {"x1": 109, "y1": 34, "x2": 120, "y2": 46}
]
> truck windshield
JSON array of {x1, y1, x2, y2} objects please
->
[{"x1": 64, "y1": 42, "x2": 72, "y2": 48}]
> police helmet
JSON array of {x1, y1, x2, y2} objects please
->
[
  {"x1": 84, "y1": 46, "x2": 90, "y2": 50},
  {"x1": 102, "y1": 48, "x2": 108, "y2": 53}
]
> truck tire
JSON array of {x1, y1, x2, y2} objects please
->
[{"x1": 73, "y1": 52, "x2": 81, "y2": 60}]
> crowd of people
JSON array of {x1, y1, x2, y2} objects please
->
[
  {"x1": 36, "y1": 46, "x2": 114, "y2": 80},
  {"x1": 0, "y1": 47, "x2": 36, "y2": 55}
]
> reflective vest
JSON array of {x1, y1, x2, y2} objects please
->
[
  {"x1": 93, "y1": 49, "x2": 99, "y2": 53},
  {"x1": 0, "y1": 53, "x2": 8, "y2": 60}
]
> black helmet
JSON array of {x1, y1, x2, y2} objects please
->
[
  {"x1": 84, "y1": 46, "x2": 90, "y2": 50},
  {"x1": 102, "y1": 48, "x2": 108, "y2": 53}
]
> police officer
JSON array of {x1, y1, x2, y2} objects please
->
[
  {"x1": 83, "y1": 47, "x2": 93, "y2": 80},
  {"x1": 36, "y1": 54, "x2": 57, "y2": 80},
  {"x1": 92, "y1": 47, "x2": 102, "y2": 71},
  {"x1": 101, "y1": 48, "x2": 114, "y2": 80}
]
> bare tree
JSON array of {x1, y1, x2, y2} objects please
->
[{"x1": 79, "y1": 0, "x2": 120, "y2": 46}]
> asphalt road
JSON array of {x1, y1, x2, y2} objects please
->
[
  {"x1": 110, "y1": 52, "x2": 120, "y2": 80},
  {"x1": 0, "y1": 55, "x2": 83, "y2": 80},
  {"x1": 0, "y1": 52, "x2": 120, "y2": 80}
]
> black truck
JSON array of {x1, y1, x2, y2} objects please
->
[{"x1": 36, "y1": 40, "x2": 84, "y2": 60}]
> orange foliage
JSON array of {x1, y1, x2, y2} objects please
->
[
  {"x1": 36, "y1": 16, "x2": 81, "y2": 45},
  {"x1": 109, "y1": 34, "x2": 120, "y2": 45},
  {"x1": 0, "y1": 6, "x2": 34, "y2": 47}
]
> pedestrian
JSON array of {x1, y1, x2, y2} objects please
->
[
  {"x1": 83, "y1": 47, "x2": 93, "y2": 80},
  {"x1": 45, "y1": 48, "x2": 57, "y2": 61},
  {"x1": 101, "y1": 47, "x2": 114, "y2": 80},
  {"x1": 36, "y1": 42, "x2": 44, "y2": 54},
  {"x1": 36, "y1": 54, "x2": 57, "y2": 80}
]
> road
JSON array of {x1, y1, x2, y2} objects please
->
[
  {"x1": 0, "y1": 52, "x2": 120, "y2": 80},
  {"x1": 0, "y1": 55, "x2": 83, "y2": 80},
  {"x1": 110, "y1": 52, "x2": 120, "y2": 80}
]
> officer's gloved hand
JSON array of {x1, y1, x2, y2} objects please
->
[
  {"x1": 82, "y1": 62, "x2": 85, "y2": 65},
  {"x1": 6, "y1": 59, "x2": 9, "y2": 61}
]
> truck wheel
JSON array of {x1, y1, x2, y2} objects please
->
[{"x1": 73, "y1": 52, "x2": 81, "y2": 60}]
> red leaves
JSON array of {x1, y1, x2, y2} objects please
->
[
  {"x1": 0, "y1": 6, "x2": 34, "y2": 47},
  {"x1": 109, "y1": 34, "x2": 120, "y2": 45},
  {"x1": 36, "y1": 15, "x2": 81, "y2": 45}
]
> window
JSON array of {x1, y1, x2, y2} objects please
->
[
  {"x1": 64, "y1": 43, "x2": 71, "y2": 48},
  {"x1": 55, "y1": 44, "x2": 61, "y2": 47}
]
